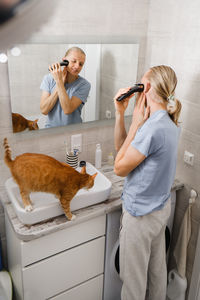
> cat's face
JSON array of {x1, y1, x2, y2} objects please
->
[
  {"x1": 29, "y1": 119, "x2": 39, "y2": 130},
  {"x1": 85, "y1": 173, "x2": 97, "y2": 190},
  {"x1": 80, "y1": 166, "x2": 97, "y2": 190}
]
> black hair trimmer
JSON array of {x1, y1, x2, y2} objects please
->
[
  {"x1": 60, "y1": 59, "x2": 69, "y2": 67},
  {"x1": 49, "y1": 59, "x2": 69, "y2": 70},
  {"x1": 117, "y1": 83, "x2": 144, "y2": 101}
]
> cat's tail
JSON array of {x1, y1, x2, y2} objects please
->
[{"x1": 3, "y1": 138, "x2": 13, "y2": 167}]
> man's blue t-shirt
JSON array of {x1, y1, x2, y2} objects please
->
[
  {"x1": 40, "y1": 74, "x2": 91, "y2": 128},
  {"x1": 122, "y1": 110, "x2": 181, "y2": 217}
]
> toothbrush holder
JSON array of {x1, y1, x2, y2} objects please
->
[{"x1": 66, "y1": 150, "x2": 79, "y2": 169}]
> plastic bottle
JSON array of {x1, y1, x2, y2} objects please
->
[
  {"x1": 95, "y1": 144, "x2": 102, "y2": 169},
  {"x1": 107, "y1": 152, "x2": 114, "y2": 165}
]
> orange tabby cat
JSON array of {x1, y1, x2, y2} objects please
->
[
  {"x1": 12, "y1": 113, "x2": 39, "y2": 133},
  {"x1": 4, "y1": 138, "x2": 97, "y2": 220}
]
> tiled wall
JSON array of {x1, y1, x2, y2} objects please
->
[
  {"x1": 100, "y1": 44, "x2": 139, "y2": 120},
  {"x1": 0, "y1": 0, "x2": 149, "y2": 266},
  {"x1": 7, "y1": 44, "x2": 70, "y2": 116},
  {"x1": 145, "y1": 1, "x2": 200, "y2": 297},
  {"x1": 1, "y1": 1, "x2": 199, "y2": 297}
]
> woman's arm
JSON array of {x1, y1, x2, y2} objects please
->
[
  {"x1": 114, "y1": 110, "x2": 127, "y2": 151},
  {"x1": 114, "y1": 93, "x2": 150, "y2": 177},
  {"x1": 40, "y1": 89, "x2": 59, "y2": 115},
  {"x1": 55, "y1": 79, "x2": 82, "y2": 114},
  {"x1": 51, "y1": 63, "x2": 83, "y2": 114},
  {"x1": 114, "y1": 122, "x2": 145, "y2": 177},
  {"x1": 114, "y1": 87, "x2": 133, "y2": 151}
]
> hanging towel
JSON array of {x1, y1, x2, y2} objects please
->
[
  {"x1": 174, "y1": 202, "x2": 192, "y2": 278},
  {"x1": 166, "y1": 269, "x2": 187, "y2": 300},
  {"x1": 0, "y1": 235, "x2": 2, "y2": 271}
]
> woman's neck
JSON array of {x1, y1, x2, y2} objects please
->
[
  {"x1": 149, "y1": 102, "x2": 167, "y2": 116},
  {"x1": 66, "y1": 72, "x2": 78, "y2": 84}
]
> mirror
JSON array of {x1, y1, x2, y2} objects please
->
[{"x1": 7, "y1": 43, "x2": 139, "y2": 133}]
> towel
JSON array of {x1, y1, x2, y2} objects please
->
[
  {"x1": 174, "y1": 202, "x2": 192, "y2": 278},
  {"x1": 166, "y1": 269, "x2": 187, "y2": 300}
]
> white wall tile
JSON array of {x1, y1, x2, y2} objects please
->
[
  {"x1": 146, "y1": 0, "x2": 200, "y2": 290},
  {"x1": 3, "y1": 0, "x2": 200, "y2": 285}
]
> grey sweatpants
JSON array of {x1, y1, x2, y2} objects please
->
[{"x1": 120, "y1": 199, "x2": 171, "y2": 300}]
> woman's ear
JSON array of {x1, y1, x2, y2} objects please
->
[{"x1": 144, "y1": 82, "x2": 151, "y2": 93}]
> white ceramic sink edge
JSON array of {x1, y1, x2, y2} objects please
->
[{"x1": 5, "y1": 162, "x2": 112, "y2": 225}]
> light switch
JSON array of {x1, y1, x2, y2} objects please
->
[
  {"x1": 184, "y1": 150, "x2": 194, "y2": 166},
  {"x1": 71, "y1": 134, "x2": 82, "y2": 152}
]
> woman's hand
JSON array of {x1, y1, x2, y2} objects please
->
[
  {"x1": 61, "y1": 67, "x2": 68, "y2": 84},
  {"x1": 132, "y1": 93, "x2": 150, "y2": 128},
  {"x1": 49, "y1": 63, "x2": 68, "y2": 84},
  {"x1": 113, "y1": 87, "x2": 134, "y2": 114}
]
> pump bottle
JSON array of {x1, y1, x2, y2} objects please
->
[{"x1": 95, "y1": 144, "x2": 102, "y2": 169}]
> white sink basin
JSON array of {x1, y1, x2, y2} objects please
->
[{"x1": 5, "y1": 162, "x2": 112, "y2": 225}]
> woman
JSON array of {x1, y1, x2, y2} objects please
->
[
  {"x1": 114, "y1": 65, "x2": 181, "y2": 300},
  {"x1": 40, "y1": 46, "x2": 91, "y2": 128}
]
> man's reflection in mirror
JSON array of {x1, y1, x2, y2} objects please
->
[{"x1": 40, "y1": 47, "x2": 91, "y2": 128}]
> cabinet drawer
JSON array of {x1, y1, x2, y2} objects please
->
[
  {"x1": 22, "y1": 236, "x2": 105, "y2": 300},
  {"x1": 50, "y1": 274, "x2": 103, "y2": 300},
  {"x1": 21, "y1": 214, "x2": 106, "y2": 267}
]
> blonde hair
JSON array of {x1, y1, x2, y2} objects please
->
[
  {"x1": 65, "y1": 47, "x2": 85, "y2": 57},
  {"x1": 146, "y1": 65, "x2": 181, "y2": 125}
]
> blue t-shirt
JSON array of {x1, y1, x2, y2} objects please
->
[
  {"x1": 122, "y1": 110, "x2": 181, "y2": 217},
  {"x1": 40, "y1": 74, "x2": 91, "y2": 128}
]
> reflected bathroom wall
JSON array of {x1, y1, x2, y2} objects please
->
[
  {"x1": 100, "y1": 44, "x2": 139, "y2": 119},
  {"x1": 7, "y1": 43, "x2": 139, "y2": 133}
]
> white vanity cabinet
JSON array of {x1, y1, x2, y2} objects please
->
[{"x1": 5, "y1": 214, "x2": 106, "y2": 300}]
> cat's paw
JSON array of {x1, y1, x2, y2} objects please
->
[
  {"x1": 25, "y1": 205, "x2": 33, "y2": 212},
  {"x1": 70, "y1": 214, "x2": 76, "y2": 221}
]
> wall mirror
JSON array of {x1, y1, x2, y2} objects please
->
[{"x1": 7, "y1": 43, "x2": 139, "y2": 133}]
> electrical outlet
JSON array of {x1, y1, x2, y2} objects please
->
[
  {"x1": 106, "y1": 110, "x2": 111, "y2": 119},
  {"x1": 184, "y1": 150, "x2": 194, "y2": 166},
  {"x1": 71, "y1": 134, "x2": 82, "y2": 152}
]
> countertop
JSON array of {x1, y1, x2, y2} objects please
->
[{"x1": 4, "y1": 165, "x2": 184, "y2": 241}]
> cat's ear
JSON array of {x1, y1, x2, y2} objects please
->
[
  {"x1": 91, "y1": 172, "x2": 97, "y2": 180},
  {"x1": 33, "y1": 120, "x2": 39, "y2": 130},
  {"x1": 80, "y1": 166, "x2": 86, "y2": 174}
]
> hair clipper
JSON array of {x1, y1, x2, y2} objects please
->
[
  {"x1": 117, "y1": 83, "x2": 144, "y2": 101},
  {"x1": 49, "y1": 59, "x2": 69, "y2": 71},
  {"x1": 60, "y1": 59, "x2": 69, "y2": 67}
]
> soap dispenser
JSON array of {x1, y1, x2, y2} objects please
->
[
  {"x1": 108, "y1": 152, "x2": 114, "y2": 165},
  {"x1": 95, "y1": 144, "x2": 102, "y2": 169}
]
